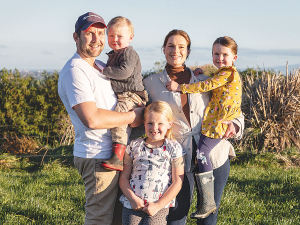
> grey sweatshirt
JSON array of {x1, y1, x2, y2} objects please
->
[{"x1": 103, "y1": 46, "x2": 144, "y2": 93}]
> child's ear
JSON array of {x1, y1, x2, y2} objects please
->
[
  {"x1": 233, "y1": 55, "x2": 238, "y2": 63},
  {"x1": 168, "y1": 121, "x2": 173, "y2": 129},
  {"x1": 129, "y1": 34, "x2": 134, "y2": 43}
]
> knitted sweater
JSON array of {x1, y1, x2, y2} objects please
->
[{"x1": 103, "y1": 46, "x2": 144, "y2": 93}]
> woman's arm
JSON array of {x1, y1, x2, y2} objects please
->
[
  {"x1": 142, "y1": 160, "x2": 184, "y2": 216},
  {"x1": 119, "y1": 153, "x2": 145, "y2": 210}
]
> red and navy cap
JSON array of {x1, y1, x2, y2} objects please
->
[{"x1": 75, "y1": 12, "x2": 107, "y2": 33}]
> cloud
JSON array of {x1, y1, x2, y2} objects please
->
[
  {"x1": 0, "y1": 44, "x2": 7, "y2": 49},
  {"x1": 41, "y1": 50, "x2": 53, "y2": 55}
]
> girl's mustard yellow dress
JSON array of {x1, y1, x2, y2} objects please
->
[{"x1": 181, "y1": 66, "x2": 242, "y2": 139}]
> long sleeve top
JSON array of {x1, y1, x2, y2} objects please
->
[
  {"x1": 103, "y1": 46, "x2": 144, "y2": 93},
  {"x1": 181, "y1": 66, "x2": 242, "y2": 139}
]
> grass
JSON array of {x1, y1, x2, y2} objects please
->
[
  {"x1": 187, "y1": 164, "x2": 300, "y2": 225},
  {"x1": 0, "y1": 161, "x2": 85, "y2": 224},
  {"x1": 0, "y1": 152, "x2": 299, "y2": 224}
]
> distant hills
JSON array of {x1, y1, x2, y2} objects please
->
[
  {"x1": 265, "y1": 63, "x2": 300, "y2": 74},
  {"x1": 8, "y1": 63, "x2": 300, "y2": 79},
  {"x1": 18, "y1": 69, "x2": 57, "y2": 79},
  {"x1": 240, "y1": 63, "x2": 300, "y2": 75}
]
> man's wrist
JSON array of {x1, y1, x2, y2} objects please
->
[{"x1": 128, "y1": 111, "x2": 136, "y2": 125}]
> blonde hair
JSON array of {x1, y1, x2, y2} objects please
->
[
  {"x1": 144, "y1": 101, "x2": 175, "y2": 140},
  {"x1": 106, "y1": 16, "x2": 134, "y2": 35}
]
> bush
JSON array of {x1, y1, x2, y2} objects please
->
[
  {"x1": 0, "y1": 68, "x2": 70, "y2": 149},
  {"x1": 235, "y1": 68, "x2": 300, "y2": 152}
]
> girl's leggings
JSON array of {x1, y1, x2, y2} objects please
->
[
  {"x1": 122, "y1": 206, "x2": 169, "y2": 225},
  {"x1": 196, "y1": 135, "x2": 221, "y2": 173}
]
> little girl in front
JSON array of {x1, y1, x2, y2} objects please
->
[
  {"x1": 119, "y1": 101, "x2": 186, "y2": 225},
  {"x1": 167, "y1": 36, "x2": 242, "y2": 219}
]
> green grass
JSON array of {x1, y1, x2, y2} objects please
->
[
  {"x1": 0, "y1": 162, "x2": 85, "y2": 224},
  {"x1": 187, "y1": 164, "x2": 300, "y2": 225},
  {"x1": 0, "y1": 153, "x2": 299, "y2": 224}
]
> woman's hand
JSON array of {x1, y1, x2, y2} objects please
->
[
  {"x1": 129, "y1": 195, "x2": 145, "y2": 211},
  {"x1": 142, "y1": 202, "x2": 161, "y2": 216},
  {"x1": 222, "y1": 120, "x2": 239, "y2": 139},
  {"x1": 166, "y1": 81, "x2": 181, "y2": 92},
  {"x1": 193, "y1": 68, "x2": 204, "y2": 76}
]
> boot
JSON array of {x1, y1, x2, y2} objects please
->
[
  {"x1": 190, "y1": 171, "x2": 217, "y2": 219},
  {"x1": 100, "y1": 143, "x2": 126, "y2": 171}
]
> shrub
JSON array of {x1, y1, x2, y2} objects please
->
[
  {"x1": 0, "y1": 68, "x2": 69, "y2": 149},
  {"x1": 1, "y1": 134, "x2": 39, "y2": 155},
  {"x1": 236, "y1": 68, "x2": 300, "y2": 152},
  {"x1": 189, "y1": 63, "x2": 218, "y2": 77}
]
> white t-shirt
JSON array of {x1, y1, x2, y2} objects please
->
[{"x1": 58, "y1": 53, "x2": 117, "y2": 159}]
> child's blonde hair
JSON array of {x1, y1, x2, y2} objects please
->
[
  {"x1": 144, "y1": 101, "x2": 175, "y2": 140},
  {"x1": 106, "y1": 16, "x2": 134, "y2": 36}
]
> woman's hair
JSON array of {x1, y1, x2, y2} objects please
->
[
  {"x1": 144, "y1": 101, "x2": 175, "y2": 140},
  {"x1": 106, "y1": 16, "x2": 134, "y2": 36},
  {"x1": 213, "y1": 36, "x2": 238, "y2": 55},
  {"x1": 162, "y1": 29, "x2": 191, "y2": 51}
]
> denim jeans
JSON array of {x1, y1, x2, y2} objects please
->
[
  {"x1": 197, "y1": 158, "x2": 230, "y2": 225},
  {"x1": 167, "y1": 139, "x2": 230, "y2": 225}
]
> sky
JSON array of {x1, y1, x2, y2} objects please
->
[{"x1": 1, "y1": 0, "x2": 300, "y2": 73}]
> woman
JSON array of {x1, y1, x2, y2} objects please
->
[{"x1": 142, "y1": 30, "x2": 244, "y2": 225}]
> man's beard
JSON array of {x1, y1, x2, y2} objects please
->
[{"x1": 79, "y1": 38, "x2": 103, "y2": 57}]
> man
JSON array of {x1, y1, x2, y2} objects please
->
[{"x1": 58, "y1": 12, "x2": 144, "y2": 225}]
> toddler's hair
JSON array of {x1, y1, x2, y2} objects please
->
[
  {"x1": 213, "y1": 36, "x2": 238, "y2": 55},
  {"x1": 107, "y1": 16, "x2": 134, "y2": 36},
  {"x1": 144, "y1": 101, "x2": 175, "y2": 140}
]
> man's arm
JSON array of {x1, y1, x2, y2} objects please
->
[{"x1": 73, "y1": 101, "x2": 144, "y2": 129}]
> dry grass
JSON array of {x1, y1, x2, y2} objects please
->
[
  {"x1": 237, "y1": 68, "x2": 300, "y2": 152},
  {"x1": 1, "y1": 134, "x2": 39, "y2": 155},
  {"x1": 57, "y1": 114, "x2": 75, "y2": 146},
  {"x1": 189, "y1": 63, "x2": 218, "y2": 77}
]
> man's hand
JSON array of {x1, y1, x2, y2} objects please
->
[
  {"x1": 166, "y1": 81, "x2": 181, "y2": 92},
  {"x1": 129, "y1": 105, "x2": 145, "y2": 128},
  {"x1": 222, "y1": 120, "x2": 239, "y2": 139}
]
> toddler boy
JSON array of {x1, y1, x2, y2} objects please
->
[{"x1": 101, "y1": 16, "x2": 147, "y2": 171}]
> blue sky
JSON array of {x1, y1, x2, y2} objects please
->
[{"x1": 1, "y1": 0, "x2": 299, "y2": 72}]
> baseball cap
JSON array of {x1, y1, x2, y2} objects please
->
[{"x1": 75, "y1": 12, "x2": 107, "y2": 33}]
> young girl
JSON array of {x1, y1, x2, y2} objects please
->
[
  {"x1": 119, "y1": 101, "x2": 186, "y2": 225},
  {"x1": 167, "y1": 36, "x2": 242, "y2": 219}
]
